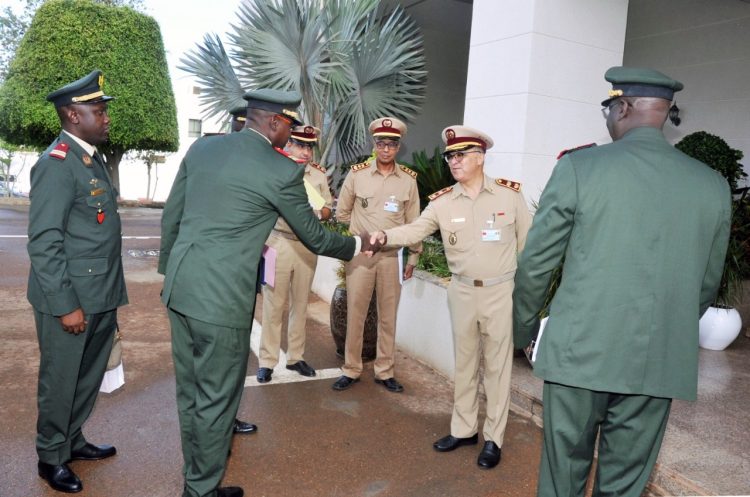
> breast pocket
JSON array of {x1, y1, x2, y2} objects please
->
[
  {"x1": 442, "y1": 223, "x2": 472, "y2": 255},
  {"x1": 495, "y1": 213, "x2": 516, "y2": 245}
]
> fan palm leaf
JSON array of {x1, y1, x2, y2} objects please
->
[
  {"x1": 178, "y1": 33, "x2": 244, "y2": 121},
  {"x1": 178, "y1": 0, "x2": 427, "y2": 168}
]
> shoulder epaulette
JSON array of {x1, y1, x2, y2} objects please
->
[
  {"x1": 310, "y1": 162, "x2": 326, "y2": 174},
  {"x1": 49, "y1": 142, "x2": 69, "y2": 161},
  {"x1": 399, "y1": 165, "x2": 418, "y2": 180},
  {"x1": 428, "y1": 186, "x2": 453, "y2": 201},
  {"x1": 350, "y1": 162, "x2": 370, "y2": 173},
  {"x1": 495, "y1": 178, "x2": 521, "y2": 192},
  {"x1": 556, "y1": 143, "x2": 596, "y2": 160}
]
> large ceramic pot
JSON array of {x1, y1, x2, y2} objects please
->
[
  {"x1": 330, "y1": 286, "x2": 378, "y2": 361},
  {"x1": 698, "y1": 306, "x2": 743, "y2": 350}
]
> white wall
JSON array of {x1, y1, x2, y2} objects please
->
[
  {"x1": 465, "y1": 0, "x2": 629, "y2": 204},
  {"x1": 624, "y1": 0, "x2": 750, "y2": 182}
]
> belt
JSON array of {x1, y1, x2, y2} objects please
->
[
  {"x1": 451, "y1": 270, "x2": 515, "y2": 287},
  {"x1": 272, "y1": 229, "x2": 299, "y2": 241}
]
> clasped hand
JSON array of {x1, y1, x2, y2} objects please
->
[{"x1": 360, "y1": 231, "x2": 387, "y2": 257}]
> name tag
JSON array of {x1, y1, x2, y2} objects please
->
[
  {"x1": 384, "y1": 200, "x2": 399, "y2": 213},
  {"x1": 481, "y1": 229, "x2": 500, "y2": 242},
  {"x1": 451, "y1": 218, "x2": 465, "y2": 223},
  {"x1": 90, "y1": 188, "x2": 106, "y2": 196}
]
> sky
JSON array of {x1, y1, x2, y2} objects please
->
[{"x1": 1, "y1": 0, "x2": 242, "y2": 77}]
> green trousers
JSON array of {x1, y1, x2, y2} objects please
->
[
  {"x1": 537, "y1": 381, "x2": 671, "y2": 497},
  {"x1": 168, "y1": 308, "x2": 251, "y2": 497},
  {"x1": 35, "y1": 308, "x2": 117, "y2": 464}
]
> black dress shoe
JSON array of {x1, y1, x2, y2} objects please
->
[
  {"x1": 477, "y1": 441, "x2": 502, "y2": 469},
  {"x1": 233, "y1": 419, "x2": 258, "y2": 434},
  {"x1": 217, "y1": 487, "x2": 244, "y2": 497},
  {"x1": 332, "y1": 375, "x2": 359, "y2": 391},
  {"x1": 256, "y1": 367, "x2": 273, "y2": 383},
  {"x1": 374, "y1": 377, "x2": 404, "y2": 392},
  {"x1": 70, "y1": 442, "x2": 116, "y2": 461},
  {"x1": 433, "y1": 433, "x2": 479, "y2": 452},
  {"x1": 38, "y1": 461, "x2": 83, "y2": 493},
  {"x1": 286, "y1": 360, "x2": 316, "y2": 377}
]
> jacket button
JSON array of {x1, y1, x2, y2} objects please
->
[{"x1": 88, "y1": 269, "x2": 92, "y2": 273}]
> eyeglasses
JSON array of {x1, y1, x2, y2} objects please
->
[
  {"x1": 375, "y1": 140, "x2": 399, "y2": 150},
  {"x1": 290, "y1": 139, "x2": 315, "y2": 150},
  {"x1": 275, "y1": 114, "x2": 294, "y2": 130},
  {"x1": 442, "y1": 149, "x2": 483, "y2": 164}
]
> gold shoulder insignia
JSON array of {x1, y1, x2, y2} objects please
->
[
  {"x1": 495, "y1": 178, "x2": 521, "y2": 192},
  {"x1": 399, "y1": 165, "x2": 418, "y2": 180},
  {"x1": 556, "y1": 142, "x2": 596, "y2": 160},
  {"x1": 310, "y1": 162, "x2": 327, "y2": 174},
  {"x1": 428, "y1": 186, "x2": 453, "y2": 201},
  {"x1": 350, "y1": 162, "x2": 370, "y2": 172}
]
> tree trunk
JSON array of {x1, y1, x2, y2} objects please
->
[{"x1": 103, "y1": 147, "x2": 125, "y2": 197}]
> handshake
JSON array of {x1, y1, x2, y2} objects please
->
[{"x1": 360, "y1": 230, "x2": 387, "y2": 257}]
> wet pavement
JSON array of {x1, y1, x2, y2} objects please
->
[
  {"x1": 2, "y1": 203, "x2": 748, "y2": 497},
  {"x1": 0, "y1": 205, "x2": 542, "y2": 497}
]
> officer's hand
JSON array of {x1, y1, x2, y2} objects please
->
[
  {"x1": 360, "y1": 231, "x2": 382, "y2": 256},
  {"x1": 369, "y1": 230, "x2": 386, "y2": 249},
  {"x1": 404, "y1": 264, "x2": 415, "y2": 281},
  {"x1": 59, "y1": 308, "x2": 87, "y2": 335}
]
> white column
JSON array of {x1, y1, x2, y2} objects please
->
[{"x1": 464, "y1": 0, "x2": 629, "y2": 204}]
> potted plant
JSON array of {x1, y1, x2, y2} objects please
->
[
  {"x1": 322, "y1": 220, "x2": 378, "y2": 360},
  {"x1": 676, "y1": 131, "x2": 748, "y2": 350}
]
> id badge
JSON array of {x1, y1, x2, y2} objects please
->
[
  {"x1": 384, "y1": 200, "x2": 399, "y2": 213},
  {"x1": 481, "y1": 229, "x2": 500, "y2": 242}
]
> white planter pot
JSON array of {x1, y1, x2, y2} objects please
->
[{"x1": 698, "y1": 306, "x2": 743, "y2": 351}]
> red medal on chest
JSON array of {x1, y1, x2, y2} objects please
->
[{"x1": 97, "y1": 208, "x2": 105, "y2": 224}]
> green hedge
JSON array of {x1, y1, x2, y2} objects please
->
[{"x1": 0, "y1": 0, "x2": 177, "y2": 153}]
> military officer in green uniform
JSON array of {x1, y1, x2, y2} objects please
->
[
  {"x1": 370, "y1": 126, "x2": 532, "y2": 469},
  {"x1": 28, "y1": 70, "x2": 126, "y2": 494},
  {"x1": 513, "y1": 67, "x2": 731, "y2": 497},
  {"x1": 223, "y1": 103, "x2": 259, "y2": 436},
  {"x1": 229, "y1": 105, "x2": 248, "y2": 134},
  {"x1": 159, "y1": 89, "x2": 373, "y2": 497}
]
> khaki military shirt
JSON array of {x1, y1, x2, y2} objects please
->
[
  {"x1": 384, "y1": 175, "x2": 531, "y2": 279},
  {"x1": 337, "y1": 158, "x2": 421, "y2": 265},
  {"x1": 274, "y1": 162, "x2": 333, "y2": 238}
]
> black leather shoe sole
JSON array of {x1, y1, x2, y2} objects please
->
[
  {"x1": 332, "y1": 376, "x2": 359, "y2": 391},
  {"x1": 70, "y1": 443, "x2": 116, "y2": 461},
  {"x1": 256, "y1": 368, "x2": 273, "y2": 383},
  {"x1": 286, "y1": 361, "x2": 316, "y2": 377},
  {"x1": 233, "y1": 419, "x2": 258, "y2": 434},
  {"x1": 38, "y1": 462, "x2": 83, "y2": 493},
  {"x1": 433, "y1": 433, "x2": 479, "y2": 452},
  {"x1": 477, "y1": 442, "x2": 502, "y2": 469}
]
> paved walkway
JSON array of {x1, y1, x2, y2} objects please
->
[{"x1": 1, "y1": 204, "x2": 748, "y2": 497}]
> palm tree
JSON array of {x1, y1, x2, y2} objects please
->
[{"x1": 178, "y1": 0, "x2": 426, "y2": 169}]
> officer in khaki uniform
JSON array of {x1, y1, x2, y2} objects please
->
[
  {"x1": 372, "y1": 126, "x2": 531, "y2": 468},
  {"x1": 332, "y1": 117, "x2": 421, "y2": 393},
  {"x1": 258, "y1": 125, "x2": 333, "y2": 382},
  {"x1": 513, "y1": 67, "x2": 731, "y2": 497},
  {"x1": 27, "y1": 70, "x2": 126, "y2": 493}
]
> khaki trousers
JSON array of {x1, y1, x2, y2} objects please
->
[
  {"x1": 537, "y1": 382, "x2": 671, "y2": 497},
  {"x1": 446, "y1": 279, "x2": 513, "y2": 445},
  {"x1": 260, "y1": 233, "x2": 317, "y2": 368},
  {"x1": 343, "y1": 251, "x2": 401, "y2": 379}
]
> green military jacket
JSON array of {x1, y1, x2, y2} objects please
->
[
  {"x1": 159, "y1": 129, "x2": 356, "y2": 329},
  {"x1": 27, "y1": 132, "x2": 128, "y2": 316},
  {"x1": 513, "y1": 127, "x2": 731, "y2": 401}
]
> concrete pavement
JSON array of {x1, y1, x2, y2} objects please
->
[{"x1": 0, "y1": 205, "x2": 542, "y2": 497}]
